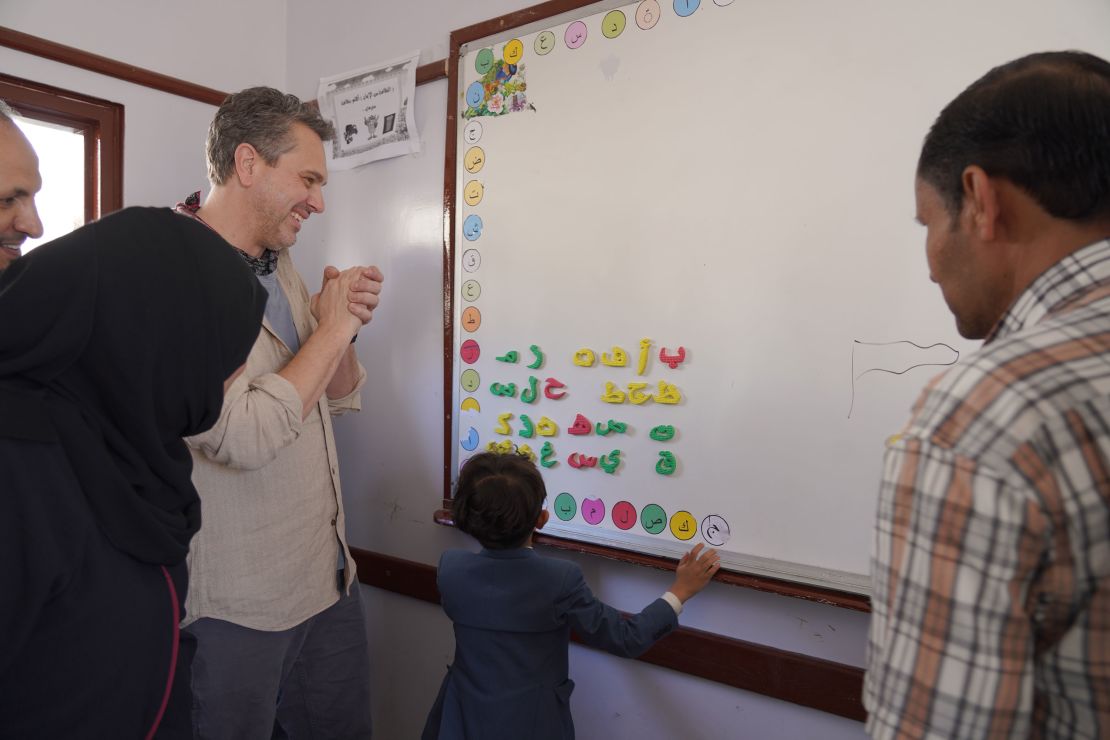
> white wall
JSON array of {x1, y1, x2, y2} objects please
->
[{"x1": 285, "y1": 3, "x2": 870, "y2": 739}]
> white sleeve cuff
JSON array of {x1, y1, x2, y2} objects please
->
[{"x1": 662, "y1": 591, "x2": 683, "y2": 616}]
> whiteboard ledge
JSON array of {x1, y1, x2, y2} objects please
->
[
  {"x1": 434, "y1": 509, "x2": 872, "y2": 611},
  {"x1": 541, "y1": 521, "x2": 873, "y2": 596}
]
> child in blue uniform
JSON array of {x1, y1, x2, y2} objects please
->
[{"x1": 423, "y1": 450, "x2": 720, "y2": 740}]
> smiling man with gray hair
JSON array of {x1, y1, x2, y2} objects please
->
[{"x1": 176, "y1": 86, "x2": 384, "y2": 739}]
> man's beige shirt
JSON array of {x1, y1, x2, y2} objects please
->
[{"x1": 184, "y1": 249, "x2": 366, "y2": 631}]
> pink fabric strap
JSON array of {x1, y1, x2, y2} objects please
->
[{"x1": 145, "y1": 565, "x2": 181, "y2": 740}]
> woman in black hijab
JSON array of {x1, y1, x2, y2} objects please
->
[{"x1": 0, "y1": 207, "x2": 266, "y2": 739}]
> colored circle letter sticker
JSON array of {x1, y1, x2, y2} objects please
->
[
  {"x1": 460, "y1": 339, "x2": 480, "y2": 364},
  {"x1": 554, "y1": 492, "x2": 577, "y2": 521},
  {"x1": 461, "y1": 280, "x2": 482, "y2": 302},
  {"x1": 461, "y1": 307, "x2": 481, "y2": 332},
  {"x1": 581, "y1": 497, "x2": 606, "y2": 525},
  {"x1": 464, "y1": 146, "x2": 486, "y2": 174},
  {"x1": 475, "y1": 48, "x2": 495, "y2": 74},
  {"x1": 503, "y1": 39, "x2": 524, "y2": 65},
  {"x1": 462, "y1": 249, "x2": 482, "y2": 272},
  {"x1": 612, "y1": 500, "x2": 637, "y2": 530},
  {"x1": 463, "y1": 214, "x2": 483, "y2": 241},
  {"x1": 641, "y1": 504, "x2": 667, "y2": 534},
  {"x1": 464, "y1": 180, "x2": 485, "y2": 206},
  {"x1": 669, "y1": 511, "x2": 697, "y2": 541},
  {"x1": 465, "y1": 82, "x2": 485, "y2": 108},
  {"x1": 674, "y1": 0, "x2": 701, "y2": 17},
  {"x1": 535, "y1": 31, "x2": 556, "y2": 56},
  {"x1": 463, "y1": 120, "x2": 483, "y2": 145},
  {"x1": 701, "y1": 515, "x2": 731, "y2": 546},
  {"x1": 460, "y1": 369, "x2": 480, "y2": 392},
  {"x1": 565, "y1": 21, "x2": 588, "y2": 49},
  {"x1": 603, "y1": 11, "x2": 627, "y2": 38},
  {"x1": 636, "y1": 0, "x2": 661, "y2": 30}
]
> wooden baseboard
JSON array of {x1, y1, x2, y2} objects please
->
[{"x1": 348, "y1": 546, "x2": 866, "y2": 722}]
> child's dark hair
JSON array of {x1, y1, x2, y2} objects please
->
[{"x1": 452, "y1": 451, "x2": 547, "y2": 549}]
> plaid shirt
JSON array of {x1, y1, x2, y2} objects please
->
[{"x1": 865, "y1": 239, "x2": 1110, "y2": 739}]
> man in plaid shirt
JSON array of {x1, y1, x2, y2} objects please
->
[{"x1": 865, "y1": 51, "x2": 1110, "y2": 739}]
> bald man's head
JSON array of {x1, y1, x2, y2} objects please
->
[{"x1": 0, "y1": 117, "x2": 44, "y2": 269}]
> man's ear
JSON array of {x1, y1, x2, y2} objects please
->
[
  {"x1": 536, "y1": 510, "x2": 550, "y2": 530},
  {"x1": 234, "y1": 143, "x2": 258, "y2": 186},
  {"x1": 961, "y1": 165, "x2": 1001, "y2": 241}
]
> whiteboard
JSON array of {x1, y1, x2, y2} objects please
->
[{"x1": 446, "y1": 0, "x2": 1110, "y2": 594}]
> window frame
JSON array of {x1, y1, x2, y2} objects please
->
[{"x1": 0, "y1": 73, "x2": 123, "y2": 222}]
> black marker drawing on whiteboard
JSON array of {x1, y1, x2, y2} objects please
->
[{"x1": 848, "y1": 340, "x2": 959, "y2": 418}]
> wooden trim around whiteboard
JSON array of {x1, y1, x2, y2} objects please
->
[
  {"x1": 349, "y1": 545, "x2": 866, "y2": 722},
  {"x1": 450, "y1": 0, "x2": 611, "y2": 44},
  {"x1": 440, "y1": 0, "x2": 874, "y2": 613},
  {"x1": 442, "y1": 28, "x2": 463, "y2": 503}
]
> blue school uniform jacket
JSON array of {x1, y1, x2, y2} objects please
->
[{"x1": 422, "y1": 547, "x2": 678, "y2": 740}]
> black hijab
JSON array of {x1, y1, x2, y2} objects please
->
[{"x1": 0, "y1": 207, "x2": 266, "y2": 565}]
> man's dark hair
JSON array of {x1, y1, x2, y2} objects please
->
[
  {"x1": 918, "y1": 50, "x2": 1110, "y2": 222},
  {"x1": 452, "y1": 451, "x2": 547, "y2": 550},
  {"x1": 206, "y1": 86, "x2": 335, "y2": 185}
]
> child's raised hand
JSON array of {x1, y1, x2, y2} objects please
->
[{"x1": 669, "y1": 543, "x2": 721, "y2": 603}]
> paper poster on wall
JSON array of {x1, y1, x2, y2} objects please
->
[{"x1": 317, "y1": 51, "x2": 421, "y2": 170}]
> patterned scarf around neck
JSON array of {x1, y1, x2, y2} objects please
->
[{"x1": 177, "y1": 191, "x2": 279, "y2": 277}]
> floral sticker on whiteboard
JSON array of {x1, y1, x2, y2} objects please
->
[
  {"x1": 462, "y1": 56, "x2": 531, "y2": 119},
  {"x1": 317, "y1": 51, "x2": 421, "y2": 170}
]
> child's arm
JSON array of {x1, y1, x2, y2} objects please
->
[
  {"x1": 667, "y1": 543, "x2": 721, "y2": 603},
  {"x1": 559, "y1": 545, "x2": 720, "y2": 659}
]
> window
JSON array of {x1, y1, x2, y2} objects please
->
[
  {"x1": 0, "y1": 73, "x2": 123, "y2": 251},
  {"x1": 12, "y1": 117, "x2": 84, "y2": 249}
]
